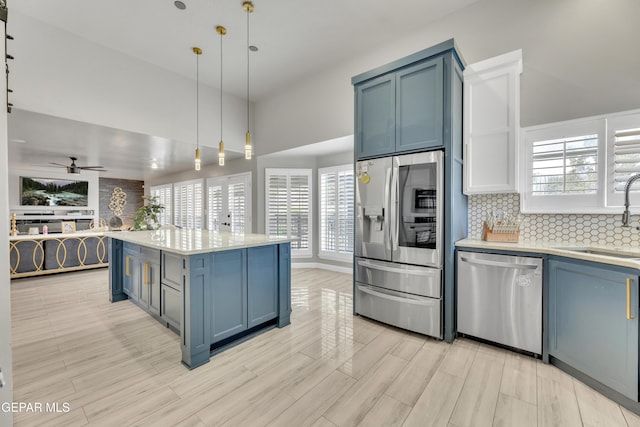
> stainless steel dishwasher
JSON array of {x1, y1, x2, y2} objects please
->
[{"x1": 457, "y1": 251, "x2": 542, "y2": 355}]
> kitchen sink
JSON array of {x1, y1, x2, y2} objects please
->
[{"x1": 557, "y1": 247, "x2": 640, "y2": 260}]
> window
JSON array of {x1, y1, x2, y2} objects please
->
[
  {"x1": 522, "y1": 118, "x2": 606, "y2": 213},
  {"x1": 608, "y1": 113, "x2": 640, "y2": 207},
  {"x1": 173, "y1": 179, "x2": 203, "y2": 229},
  {"x1": 265, "y1": 168, "x2": 312, "y2": 257},
  {"x1": 319, "y1": 165, "x2": 354, "y2": 260},
  {"x1": 531, "y1": 134, "x2": 598, "y2": 196},
  {"x1": 522, "y1": 110, "x2": 640, "y2": 213},
  {"x1": 207, "y1": 173, "x2": 251, "y2": 233},
  {"x1": 149, "y1": 184, "x2": 172, "y2": 226}
]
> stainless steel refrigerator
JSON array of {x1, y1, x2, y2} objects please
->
[{"x1": 355, "y1": 150, "x2": 444, "y2": 338}]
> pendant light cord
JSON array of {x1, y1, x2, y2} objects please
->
[
  {"x1": 196, "y1": 52, "x2": 199, "y2": 150},
  {"x1": 220, "y1": 31, "x2": 223, "y2": 142},
  {"x1": 246, "y1": 9, "x2": 250, "y2": 132}
]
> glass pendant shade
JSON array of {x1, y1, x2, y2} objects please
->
[
  {"x1": 218, "y1": 141, "x2": 225, "y2": 166},
  {"x1": 245, "y1": 132, "x2": 252, "y2": 160}
]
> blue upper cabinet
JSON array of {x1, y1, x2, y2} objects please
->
[
  {"x1": 353, "y1": 40, "x2": 457, "y2": 160},
  {"x1": 356, "y1": 74, "x2": 395, "y2": 159},
  {"x1": 396, "y1": 57, "x2": 443, "y2": 153}
]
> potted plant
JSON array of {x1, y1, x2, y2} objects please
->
[{"x1": 133, "y1": 195, "x2": 165, "y2": 231}]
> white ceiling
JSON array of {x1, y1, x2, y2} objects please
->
[
  {"x1": 7, "y1": 0, "x2": 479, "y2": 180},
  {"x1": 10, "y1": 0, "x2": 478, "y2": 100}
]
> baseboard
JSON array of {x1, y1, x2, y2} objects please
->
[{"x1": 291, "y1": 262, "x2": 352, "y2": 274}]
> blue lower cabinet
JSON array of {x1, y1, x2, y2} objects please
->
[
  {"x1": 548, "y1": 258, "x2": 639, "y2": 400},
  {"x1": 247, "y1": 245, "x2": 278, "y2": 328},
  {"x1": 160, "y1": 283, "x2": 181, "y2": 329},
  {"x1": 123, "y1": 247, "x2": 140, "y2": 302},
  {"x1": 140, "y1": 248, "x2": 161, "y2": 316},
  {"x1": 211, "y1": 249, "x2": 248, "y2": 342}
]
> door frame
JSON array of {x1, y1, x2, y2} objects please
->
[{"x1": 206, "y1": 172, "x2": 252, "y2": 233}]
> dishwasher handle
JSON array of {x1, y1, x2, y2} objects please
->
[{"x1": 459, "y1": 256, "x2": 539, "y2": 271}]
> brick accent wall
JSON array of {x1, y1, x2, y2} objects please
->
[{"x1": 99, "y1": 178, "x2": 144, "y2": 230}]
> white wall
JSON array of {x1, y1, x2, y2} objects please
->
[
  {"x1": 0, "y1": 17, "x2": 13, "y2": 426},
  {"x1": 10, "y1": 10, "x2": 253, "y2": 155},
  {"x1": 9, "y1": 167, "x2": 99, "y2": 219},
  {"x1": 255, "y1": 0, "x2": 640, "y2": 155}
]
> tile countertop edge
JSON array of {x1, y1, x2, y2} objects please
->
[
  {"x1": 106, "y1": 230, "x2": 295, "y2": 256},
  {"x1": 456, "y1": 238, "x2": 640, "y2": 269}
]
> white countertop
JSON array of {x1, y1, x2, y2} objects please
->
[
  {"x1": 107, "y1": 229, "x2": 294, "y2": 255},
  {"x1": 10, "y1": 231, "x2": 106, "y2": 241},
  {"x1": 456, "y1": 238, "x2": 640, "y2": 269}
]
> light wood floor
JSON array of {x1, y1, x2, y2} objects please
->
[{"x1": 9, "y1": 268, "x2": 640, "y2": 426}]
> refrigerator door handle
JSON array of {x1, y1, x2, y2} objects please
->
[
  {"x1": 391, "y1": 161, "x2": 399, "y2": 251},
  {"x1": 357, "y1": 284, "x2": 438, "y2": 305},
  {"x1": 384, "y1": 167, "x2": 392, "y2": 251},
  {"x1": 357, "y1": 259, "x2": 439, "y2": 277}
]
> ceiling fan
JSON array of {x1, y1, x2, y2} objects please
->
[{"x1": 50, "y1": 156, "x2": 107, "y2": 174}]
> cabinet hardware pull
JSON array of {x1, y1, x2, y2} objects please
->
[
  {"x1": 125, "y1": 256, "x2": 131, "y2": 277},
  {"x1": 144, "y1": 262, "x2": 150, "y2": 286},
  {"x1": 627, "y1": 278, "x2": 635, "y2": 320}
]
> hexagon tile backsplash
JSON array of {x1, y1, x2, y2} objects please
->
[{"x1": 468, "y1": 193, "x2": 639, "y2": 247}]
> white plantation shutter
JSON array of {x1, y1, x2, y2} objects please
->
[
  {"x1": 337, "y1": 169, "x2": 355, "y2": 253},
  {"x1": 208, "y1": 184, "x2": 223, "y2": 231},
  {"x1": 150, "y1": 184, "x2": 172, "y2": 226},
  {"x1": 173, "y1": 179, "x2": 204, "y2": 229},
  {"x1": 265, "y1": 169, "x2": 312, "y2": 257},
  {"x1": 613, "y1": 128, "x2": 640, "y2": 192},
  {"x1": 228, "y1": 182, "x2": 246, "y2": 233},
  {"x1": 531, "y1": 134, "x2": 598, "y2": 195},
  {"x1": 319, "y1": 165, "x2": 354, "y2": 260},
  {"x1": 290, "y1": 175, "x2": 310, "y2": 250},
  {"x1": 267, "y1": 174, "x2": 288, "y2": 237}
]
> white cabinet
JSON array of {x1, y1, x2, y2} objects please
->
[{"x1": 463, "y1": 50, "x2": 522, "y2": 194}]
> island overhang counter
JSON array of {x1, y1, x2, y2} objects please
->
[{"x1": 107, "y1": 229, "x2": 292, "y2": 369}]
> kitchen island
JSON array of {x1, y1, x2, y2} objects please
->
[{"x1": 108, "y1": 229, "x2": 292, "y2": 369}]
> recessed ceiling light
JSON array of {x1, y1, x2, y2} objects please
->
[
  {"x1": 151, "y1": 162, "x2": 159, "y2": 169},
  {"x1": 174, "y1": 1, "x2": 186, "y2": 10},
  {"x1": 10, "y1": 138, "x2": 26, "y2": 144},
  {"x1": 249, "y1": 45, "x2": 258, "y2": 52}
]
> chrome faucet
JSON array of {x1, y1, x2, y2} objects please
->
[{"x1": 622, "y1": 174, "x2": 640, "y2": 226}]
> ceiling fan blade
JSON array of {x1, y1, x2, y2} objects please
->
[
  {"x1": 49, "y1": 162, "x2": 68, "y2": 167},
  {"x1": 80, "y1": 167, "x2": 108, "y2": 171}
]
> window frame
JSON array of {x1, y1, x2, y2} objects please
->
[
  {"x1": 521, "y1": 108, "x2": 640, "y2": 213},
  {"x1": 606, "y1": 112, "x2": 640, "y2": 208},
  {"x1": 265, "y1": 168, "x2": 313, "y2": 258},
  {"x1": 206, "y1": 172, "x2": 252, "y2": 233},
  {"x1": 522, "y1": 117, "x2": 607, "y2": 213},
  {"x1": 173, "y1": 178, "x2": 204, "y2": 229},
  {"x1": 149, "y1": 183, "x2": 173, "y2": 226},
  {"x1": 318, "y1": 164, "x2": 354, "y2": 262}
]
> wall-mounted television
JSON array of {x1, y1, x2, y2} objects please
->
[{"x1": 20, "y1": 177, "x2": 89, "y2": 207}]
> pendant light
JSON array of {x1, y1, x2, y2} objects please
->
[
  {"x1": 243, "y1": 1, "x2": 254, "y2": 160},
  {"x1": 217, "y1": 25, "x2": 226, "y2": 166},
  {"x1": 193, "y1": 46, "x2": 203, "y2": 171}
]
